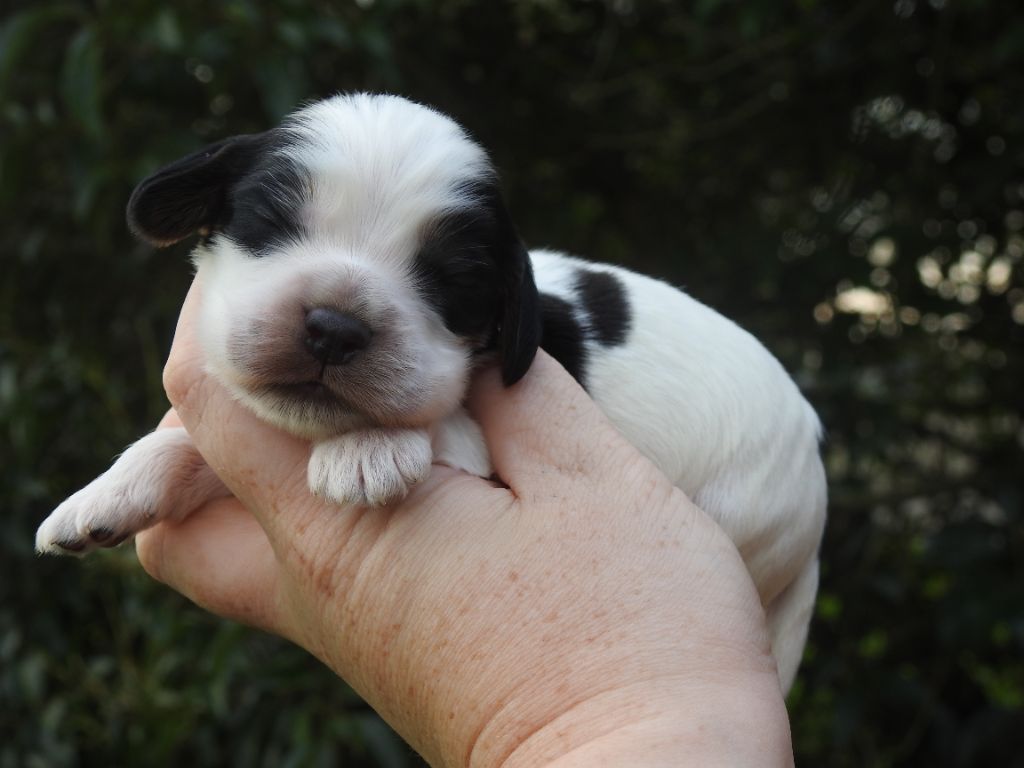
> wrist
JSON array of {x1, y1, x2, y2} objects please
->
[{"x1": 497, "y1": 671, "x2": 793, "y2": 768}]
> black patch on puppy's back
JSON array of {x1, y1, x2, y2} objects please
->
[
  {"x1": 538, "y1": 293, "x2": 587, "y2": 386},
  {"x1": 574, "y1": 268, "x2": 631, "y2": 347}
]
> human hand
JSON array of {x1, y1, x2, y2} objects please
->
[{"x1": 136, "y1": 280, "x2": 793, "y2": 767}]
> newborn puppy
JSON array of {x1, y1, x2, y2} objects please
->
[{"x1": 36, "y1": 94, "x2": 827, "y2": 692}]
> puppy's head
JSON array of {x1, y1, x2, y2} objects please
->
[{"x1": 129, "y1": 94, "x2": 540, "y2": 437}]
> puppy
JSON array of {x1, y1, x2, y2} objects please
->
[{"x1": 36, "y1": 94, "x2": 827, "y2": 692}]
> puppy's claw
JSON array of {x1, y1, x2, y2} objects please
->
[
  {"x1": 53, "y1": 538, "x2": 87, "y2": 554},
  {"x1": 36, "y1": 495, "x2": 129, "y2": 556},
  {"x1": 309, "y1": 428, "x2": 432, "y2": 507},
  {"x1": 87, "y1": 526, "x2": 116, "y2": 544}
]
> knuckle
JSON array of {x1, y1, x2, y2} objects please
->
[
  {"x1": 162, "y1": 357, "x2": 190, "y2": 410},
  {"x1": 161, "y1": 346, "x2": 205, "y2": 413},
  {"x1": 134, "y1": 528, "x2": 164, "y2": 583}
]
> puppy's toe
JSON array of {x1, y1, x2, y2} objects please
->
[
  {"x1": 35, "y1": 497, "x2": 93, "y2": 556},
  {"x1": 308, "y1": 457, "x2": 363, "y2": 506},
  {"x1": 390, "y1": 434, "x2": 433, "y2": 486},
  {"x1": 37, "y1": 481, "x2": 152, "y2": 556}
]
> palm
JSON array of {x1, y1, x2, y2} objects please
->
[{"x1": 137, "y1": 278, "x2": 783, "y2": 766}]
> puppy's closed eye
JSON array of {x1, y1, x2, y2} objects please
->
[
  {"x1": 224, "y1": 204, "x2": 296, "y2": 255},
  {"x1": 223, "y1": 173, "x2": 306, "y2": 256}
]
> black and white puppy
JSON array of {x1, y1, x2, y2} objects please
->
[{"x1": 36, "y1": 94, "x2": 827, "y2": 693}]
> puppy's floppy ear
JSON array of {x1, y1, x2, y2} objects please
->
[
  {"x1": 486, "y1": 188, "x2": 541, "y2": 385},
  {"x1": 498, "y1": 241, "x2": 541, "y2": 385},
  {"x1": 126, "y1": 132, "x2": 267, "y2": 246}
]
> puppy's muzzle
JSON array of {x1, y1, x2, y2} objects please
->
[{"x1": 304, "y1": 308, "x2": 372, "y2": 366}]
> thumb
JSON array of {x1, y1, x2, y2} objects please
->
[
  {"x1": 466, "y1": 351, "x2": 631, "y2": 495},
  {"x1": 163, "y1": 277, "x2": 314, "y2": 538}
]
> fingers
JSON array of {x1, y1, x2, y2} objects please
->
[
  {"x1": 135, "y1": 498, "x2": 287, "y2": 637},
  {"x1": 162, "y1": 278, "x2": 313, "y2": 532},
  {"x1": 467, "y1": 352, "x2": 629, "y2": 494}
]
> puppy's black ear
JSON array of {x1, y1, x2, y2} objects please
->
[
  {"x1": 485, "y1": 185, "x2": 540, "y2": 384},
  {"x1": 498, "y1": 240, "x2": 541, "y2": 385},
  {"x1": 126, "y1": 132, "x2": 267, "y2": 246}
]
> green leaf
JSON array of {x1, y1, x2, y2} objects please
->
[
  {"x1": 693, "y1": 0, "x2": 724, "y2": 21},
  {"x1": 359, "y1": 715, "x2": 411, "y2": 768},
  {"x1": 0, "y1": 4, "x2": 81, "y2": 104},
  {"x1": 857, "y1": 629, "x2": 889, "y2": 659},
  {"x1": 256, "y1": 57, "x2": 309, "y2": 121},
  {"x1": 152, "y1": 8, "x2": 182, "y2": 52},
  {"x1": 61, "y1": 25, "x2": 103, "y2": 140}
]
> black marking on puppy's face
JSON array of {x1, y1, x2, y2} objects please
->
[
  {"x1": 219, "y1": 157, "x2": 307, "y2": 256},
  {"x1": 412, "y1": 181, "x2": 540, "y2": 385},
  {"x1": 574, "y1": 269, "x2": 631, "y2": 347},
  {"x1": 538, "y1": 293, "x2": 587, "y2": 387},
  {"x1": 413, "y1": 205, "x2": 505, "y2": 343}
]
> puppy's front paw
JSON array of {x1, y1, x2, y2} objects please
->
[
  {"x1": 36, "y1": 479, "x2": 150, "y2": 556},
  {"x1": 308, "y1": 428, "x2": 432, "y2": 507},
  {"x1": 35, "y1": 427, "x2": 226, "y2": 556}
]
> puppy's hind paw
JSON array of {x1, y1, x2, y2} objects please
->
[{"x1": 308, "y1": 428, "x2": 433, "y2": 507}]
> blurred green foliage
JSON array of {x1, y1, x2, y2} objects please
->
[{"x1": 2, "y1": 0, "x2": 1022, "y2": 765}]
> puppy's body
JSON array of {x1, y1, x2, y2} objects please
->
[
  {"x1": 527, "y1": 249, "x2": 826, "y2": 690},
  {"x1": 36, "y1": 94, "x2": 826, "y2": 693}
]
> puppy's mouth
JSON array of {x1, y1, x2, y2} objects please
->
[
  {"x1": 267, "y1": 380, "x2": 339, "y2": 403},
  {"x1": 240, "y1": 377, "x2": 374, "y2": 437}
]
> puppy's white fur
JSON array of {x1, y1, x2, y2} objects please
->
[
  {"x1": 527, "y1": 250, "x2": 826, "y2": 690},
  {"x1": 36, "y1": 94, "x2": 826, "y2": 692},
  {"x1": 35, "y1": 428, "x2": 228, "y2": 551}
]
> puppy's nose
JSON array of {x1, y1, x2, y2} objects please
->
[{"x1": 304, "y1": 308, "x2": 371, "y2": 366}]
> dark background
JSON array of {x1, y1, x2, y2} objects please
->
[{"x1": 2, "y1": 1, "x2": 1022, "y2": 765}]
